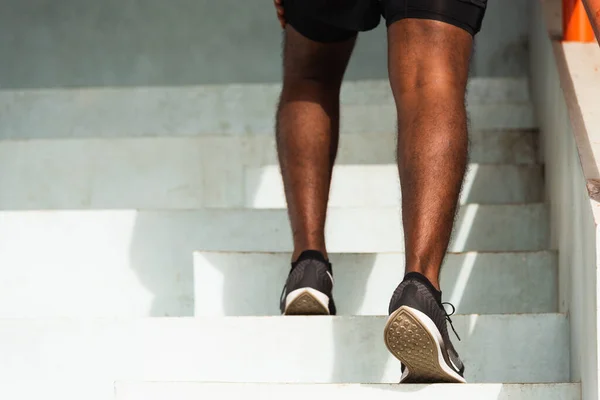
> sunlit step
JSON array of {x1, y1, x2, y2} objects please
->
[
  {"x1": 246, "y1": 164, "x2": 543, "y2": 208},
  {"x1": 194, "y1": 251, "x2": 557, "y2": 316},
  {"x1": 4, "y1": 382, "x2": 577, "y2": 400},
  {"x1": 0, "y1": 206, "x2": 547, "y2": 317},
  {"x1": 0, "y1": 315, "x2": 568, "y2": 392},
  {"x1": 0, "y1": 205, "x2": 548, "y2": 258},
  {"x1": 115, "y1": 383, "x2": 579, "y2": 400},
  {"x1": 0, "y1": 132, "x2": 538, "y2": 210},
  {"x1": 0, "y1": 78, "x2": 531, "y2": 139},
  {"x1": 0, "y1": 248, "x2": 555, "y2": 318}
]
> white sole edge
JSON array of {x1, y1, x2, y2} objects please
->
[{"x1": 284, "y1": 288, "x2": 330, "y2": 315}]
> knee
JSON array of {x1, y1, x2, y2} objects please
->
[
  {"x1": 392, "y1": 74, "x2": 468, "y2": 122},
  {"x1": 281, "y1": 69, "x2": 344, "y2": 104},
  {"x1": 283, "y1": 66, "x2": 345, "y2": 92},
  {"x1": 391, "y1": 58, "x2": 468, "y2": 99}
]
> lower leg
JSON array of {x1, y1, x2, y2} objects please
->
[
  {"x1": 276, "y1": 26, "x2": 355, "y2": 261},
  {"x1": 388, "y1": 20, "x2": 473, "y2": 290}
]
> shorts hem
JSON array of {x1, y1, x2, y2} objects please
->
[
  {"x1": 386, "y1": 10, "x2": 476, "y2": 36},
  {"x1": 287, "y1": 18, "x2": 358, "y2": 43}
]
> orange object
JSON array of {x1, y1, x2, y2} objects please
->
[{"x1": 564, "y1": 0, "x2": 596, "y2": 42}]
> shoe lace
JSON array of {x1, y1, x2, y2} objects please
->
[
  {"x1": 442, "y1": 302, "x2": 461, "y2": 341},
  {"x1": 279, "y1": 283, "x2": 287, "y2": 306}
]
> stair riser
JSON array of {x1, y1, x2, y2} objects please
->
[
  {"x1": 0, "y1": 79, "x2": 531, "y2": 139},
  {"x1": 0, "y1": 133, "x2": 539, "y2": 210},
  {"x1": 336, "y1": 78, "x2": 531, "y2": 105},
  {"x1": 194, "y1": 252, "x2": 557, "y2": 316},
  {"x1": 247, "y1": 165, "x2": 543, "y2": 208},
  {"x1": 0, "y1": 207, "x2": 548, "y2": 316},
  {"x1": 0, "y1": 316, "x2": 568, "y2": 384},
  {"x1": 244, "y1": 130, "x2": 539, "y2": 166},
  {"x1": 0, "y1": 250, "x2": 556, "y2": 318},
  {"x1": 0, "y1": 103, "x2": 534, "y2": 139},
  {"x1": 115, "y1": 383, "x2": 579, "y2": 400},
  {"x1": 0, "y1": 206, "x2": 548, "y2": 261},
  {"x1": 0, "y1": 382, "x2": 578, "y2": 400},
  {"x1": 0, "y1": 77, "x2": 564, "y2": 398},
  {"x1": 0, "y1": 382, "x2": 114, "y2": 400}
]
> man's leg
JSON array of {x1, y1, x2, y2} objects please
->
[
  {"x1": 277, "y1": 19, "x2": 357, "y2": 315},
  {"x1": 389, "y1": 19, "x2": 472, "y2": 290},
  {"x1": 384, "y1": 10, "x2": 485, "y2": 382},
  {"x1": 276, "y1": 26, "x2": 355, "y2": 261}
]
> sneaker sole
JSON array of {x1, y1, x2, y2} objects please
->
[
  {"x1": 384, "y1": 306, "x2": 466, "y2": 384},
  {"x1": 284, "y1": 288, "x2": 330, "y2": 316}
]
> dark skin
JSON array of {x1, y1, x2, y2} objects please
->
[{"x1": 274, "y1": 5, "x2": 472, "y2": 290}]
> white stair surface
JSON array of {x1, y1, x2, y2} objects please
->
[
  {"x1": 0, "y1": 206, "x2": 548, "y2": 317},
  {"x1": 0, "y1": 103, "x2": 534, "y2": 138},
  {"x1": 0, "y1": 315, "x2": 567, "y2": 395},
  {"x1": 0, "y1": 383, "x2": 579, "y2": 400},
  {"x1": 194, "y1": 251, "x2": 557, "y2": 316},
  {"x1": 247, "y1": 164, "x2": 543, "y2": 208},
  {"x1": 114, "y1": 383, "x2": 580, "y2": 400},
  {"x1": 0, "y1": 250, "x2": 555, "y2": 318},
  {"x1": 0, "y1": 76, "x2": 569, "y2": 399},
  {"x1": 0, "y1": 132, "x2": 539, "y2": 210},
  {"x1": 0, "y1": 78, "x2": 533, "y2": 139},
  {"x1": 0, "y1": 206, "x2": 547, "y2": 259}
]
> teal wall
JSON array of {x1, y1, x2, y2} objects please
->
[{"x1": 0, "y1": 0, "x2": 530, "y2": 89}]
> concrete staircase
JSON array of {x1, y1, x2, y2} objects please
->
[{"x1": 0, "y1": 78, "x2": 578, "y2": 399}]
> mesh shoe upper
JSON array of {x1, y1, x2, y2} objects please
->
[
  {"x1": 280, "y1": 250, "x2": 336, "y2": 315},
  {"x1": 388, "y1": 272, "x2": 464, "y2": 376}
]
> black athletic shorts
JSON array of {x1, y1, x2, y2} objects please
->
[{"x1": 284, "y1": 0, "x2": 487, "y2": 42}]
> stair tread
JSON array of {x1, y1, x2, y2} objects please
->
[
  {"x1": 0, "y1": 76, "x2": 560, "y2": 394},
  {"x1": 0, "y1": 250, "x2": 556, "y2": 318},
  {"x1": 0, "y1": 134, "x2": 540, "y2": 210},
  {"x1": 0, "y1": 205, "x2": 549, "y2": 254},
  {"x1": 0, "y1": 314, "x2": 568, "y2": 384},
  {"x1": 114, "y1": 382, "x2": 579, "y2": 400},
  {"x1": 194, "y1": 251, "x2": 557, "y2": 316},
  {"x1": 247, "y1": 164, "x2": 544, "y2": 207},
  {"x1": 0, "y1": 100, "x2": 534, "y2": 139}
]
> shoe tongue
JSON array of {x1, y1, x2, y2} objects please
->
[{"x1": 295, "y1": 250, "x2": 328, "y2": 263}]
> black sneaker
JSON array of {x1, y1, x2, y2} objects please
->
[
  {"x1": 280, "y1": 250, "x2": 336, "y2": 315},
  {"x1": 384, "y1": 272, "x2": 466, "y2": 383}
]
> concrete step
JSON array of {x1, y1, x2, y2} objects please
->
[
  {"x1": 0, "y1": 246, "x2": 556, "y2": 318},
  {"x1": 339, "y1": 104, "x2": 535, "y2": 135},
  {"x1": 194, "y1": 251, "x2": 557, "y2": 316},
  {"x1": 0, "y1": 204, "x2": 548, "y2": 259},
  {"x1": 0, "y1": 206, "x2": 547, "y2": 317},
  {"x1": 9, "y1": 382, "x2": 576, "y2": 400},
  {"x1": 0, "y1": 382, "x2": 113, "y2": 400},
  {"x1": 0, "y1": 315, "x2": 568, "y2": 395},
  {"x1": 246, "y1": 164, "x2": 544, "y2": 208},
  {"x1": 115, "y1": 383, "x2": 579, "y2": 400},
  {"x1": 338, "y1": 78, "x2": 531, "y2": 105},
  {"x1": 0, "y1": 131, "x2": 539, "y2": 210},
  {"x1": 0, "y1": 79, "x2": 533, "y2": 139},
  {"x1": 0, "y1": 103, "x2": 535, "y2": 139},
  {"x1": 0, "y1": 251, "x2": 556, "y2": 319},
  {"x1": 244, "y1": 130, "x2": 539, "y2": 165}
]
